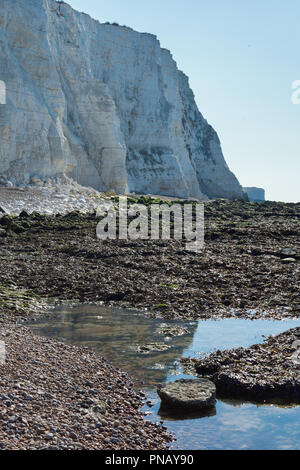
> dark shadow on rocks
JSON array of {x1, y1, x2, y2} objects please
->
[{"x1": 158, "y1": 404, "x2": 216, "y2": 421}]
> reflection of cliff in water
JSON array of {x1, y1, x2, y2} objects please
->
[{"x1": 28, "y1": 304, "x2": 197, "y2": 387}]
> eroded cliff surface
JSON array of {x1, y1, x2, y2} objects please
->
[{"x1": 0, "y1": 0, "x2": 243, "y2": 199}]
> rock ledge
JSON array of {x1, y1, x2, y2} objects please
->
[{"x1": 183, "y1": 327, "x2": 300, "y2": 404}]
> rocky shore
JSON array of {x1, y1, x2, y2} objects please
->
[
  {"x1": 0, "y1": 197, "x2": 298, "y2": 322},
  {"x1": 0, "y1": 325, "x2": 172, "y2": 450},
  {"x1": 0, "y1": 194, "x2": 299, "y2": 448},
  {"x1": 182, "y1": 327, "x2": 300, "y2": 404}
]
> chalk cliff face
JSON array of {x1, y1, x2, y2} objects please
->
[{"x1": 0, "y1": 0, "x2": 244, "y2": 199}]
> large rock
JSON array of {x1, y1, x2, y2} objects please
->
[
  {"x1": 157, "y1": 378, "x2": 216, "y2": 411},
  {"x1": 188, "y1": 327, "x2": 300, "y2": 403},
  {"x1": 0, "y1": 0, "x2": 244, "y2": 200},
  {"x1": 280, "y1": 247, "x2": 298, "y2": 259}
]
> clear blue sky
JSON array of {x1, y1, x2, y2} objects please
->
[{"x1": 68, "y1": 0, "x2": 299, "y2": 202}]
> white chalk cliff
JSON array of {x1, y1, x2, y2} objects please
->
[{"x1": 0, "y1": 0, "x2": 244, "y2": 199}]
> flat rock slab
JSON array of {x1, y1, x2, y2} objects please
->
[{"x1": 157, "y1": 378, "x2": 216, "y2": 411}]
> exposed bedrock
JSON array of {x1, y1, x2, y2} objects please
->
[{"x1": 183, "y1": 328, "x2": 300, "y2": 404}]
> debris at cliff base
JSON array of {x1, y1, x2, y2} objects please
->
[
  {"x1": 182, "y1": 328, "x2": 300, "y2": 404},
  {"x1": 0, "y1": 182, "x2": 107, "y2": 216}
]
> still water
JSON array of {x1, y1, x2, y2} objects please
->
[{"x1": 27, "y1": 304, "x2": 300, "y2": 450}]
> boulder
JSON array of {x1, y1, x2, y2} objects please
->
[
  {"x1": 280, "y1": 248, "x2": 298, "y2": 259},
  {"x1": 157, "y1": 378, "x2": 216, "y2": 411}
]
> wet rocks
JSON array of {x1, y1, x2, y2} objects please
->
[
  {"x1": 0, "y1": 197, "x2": 298, "y2": 448},
  {"x1": 158, "y1": 325, "x2": 189, "y2": 337},
  {"x1": 134, "y1": 343, "x2": 171, "y2": 354},
  {"x1": 183, "y1": 328, "x2": 300, "y2": 404},
  {"x1": 0, "y1": 199, "x2": 299, "y2": 322},
  {"x1": 157, "y1": 378, "x2": 216, "y2": 411}
]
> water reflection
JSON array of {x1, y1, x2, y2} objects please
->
[
  {"x1": 158, "y1": 404, "x2": 217, "y2": 421},
  {"x1": 27, "y1": 305, "x2": 300, "y2": 450},
  {"x1": 28, "y1": 304, "x2": 197, "y2": 387}
]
